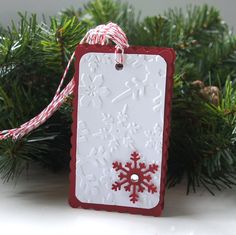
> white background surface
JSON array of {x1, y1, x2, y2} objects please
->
[
  {"x1": 0, "y1": 0, "x2": 235, "y2": 30},
  {"x1": 0, "y1": 166, "x2": 235, "y2": 235}
]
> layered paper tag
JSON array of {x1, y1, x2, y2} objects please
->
[{"x1": 70, "y1": 45, "x2": 175, "y2": 216}]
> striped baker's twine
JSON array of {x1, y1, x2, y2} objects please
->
[{"x1": 0, "y1": 22, "x2": 129, "y2": 140}]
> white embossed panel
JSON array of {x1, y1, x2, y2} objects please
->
[{"x1": 76, "y1": 52, "x2": 167, "y2": 209}]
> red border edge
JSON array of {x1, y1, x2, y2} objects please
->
[{"x1": 69, "y1": 44, "x2": 176, "y2": 217}]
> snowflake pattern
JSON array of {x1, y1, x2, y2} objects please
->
[
  {"x1": 126, "y1": 54, "x2": 152, "y2": 69},
  {"x1": 76, "y1": 165, "x2": 100, "y2": 200},
  {"x1": 93, "y1": 104, "x2": 140, "y2": 152},
  {"x1": 78, "y1": 121, "x2": 89, "y2": 142},
  {"x1": 112, "y1": 151, "x2": 158, "y2": 203},
  {"x1": 86, "y1": 54, "x2": 100, "y2": 73},
  {"x1": 100, "y1": 168, "x2": 117, "y2": 191},
  {"x1": 76, "y1": 53, "x2": 168, "y2": 207},
  {"x1": 112, "y1": 77, "x2": 148, "y2": 103},
  {"x1": 78, "y1": 146, "x2": 111, "y2": 167},
  {"x1": 152, "y1": 83, "x2": 162, "y2": 112},
  {"x1": 79, "y1": 74, "x2": 110, "y2": 108},
  {"x1": 144, "y1": 123, "x2": 163, "y2": 153},
  {"x1": 111, "y1": 55, "x2": 150, "y2": 103}
]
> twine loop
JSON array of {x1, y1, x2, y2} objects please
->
[{"x1": 0, "y1": 22, "x2": 129, "y2": 140}]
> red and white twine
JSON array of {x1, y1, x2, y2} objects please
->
[{"x1": 0, "y1": 22, "x2": 129, "y2": 140}]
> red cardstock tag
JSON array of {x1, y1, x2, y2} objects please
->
[{"x1": 70, "y1": 44, "x2": 175, "y2": 216}]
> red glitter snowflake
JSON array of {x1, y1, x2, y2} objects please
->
[{"x1": 111, "y1": 151, "x2": 158, "y2": 203}]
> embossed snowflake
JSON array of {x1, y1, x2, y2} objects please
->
[
  {"x1": 86, "y1": 54, "x2": 100, "y2": 73},
  {"x1": 80, "y1": 74, "x2": 110, "y2": 108},
  {"x1": 112, "y1": 151, "x2": 158, "y2": 203},
  {"x1": 78, "y1": 146, "x2": 110, "y2": 167},
  {"x1": 93, "y1": 104, "x2": 140, "y2": 152},
  {"x1": 76, "y1": 165, "x2": 100, "y2": 199},
  {"x1": 78, "y1": 121, "x2": 89, "y2": 142},
  {"x1": 111, "y1": 55, "x2": 150, "y2": 103},
  {"x1": 144, "y1": 123, "x2": 162, "y2": 153},
  {"x1": 111, "y1": 77, "x2": 147, "y2": 103},
  {"x1": 152, "y1": 83, "x2": 162, "y2": 112}
]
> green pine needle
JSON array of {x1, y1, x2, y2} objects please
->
[{"x1": 0, "y1": 0, "x2": 236, "y2": 193}]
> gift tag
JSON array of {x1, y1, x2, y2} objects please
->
[{"x1": 70, "y1": 44, "x2": 175, "y2": 216}]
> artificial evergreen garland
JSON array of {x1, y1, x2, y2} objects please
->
[{"x1": 0, "y1": 0, "x2": 236, "y2": 194}]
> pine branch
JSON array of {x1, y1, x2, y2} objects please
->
[
  {"x1": 168, "y1": 76, "x2": 236, "y2": 192},
  {"x1": 39, "y1": 15, "x2": 86, "y2": 73},
  {"x1": 0, "y1": 0, "x2": 236, "y2": 193},
  {"x1": 0, "y1": 116, "x2": 71, "y2": 182},
  {"x1": 0, "y1": 13, "x2": 83, "y2": 181},
  {"x1": 64, "y1": 0, "x2": 140, "y2": 44}
]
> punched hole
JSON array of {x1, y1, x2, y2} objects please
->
[{"x1": 115, "y1": 63, "x2": 124, "y2": 71}]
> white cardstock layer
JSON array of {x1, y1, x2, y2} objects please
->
[{"x1": 76, "y1": 52, "x2": 167, "y2": 209}]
